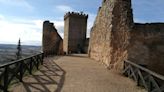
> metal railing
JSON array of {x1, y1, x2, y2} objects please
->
[
  {"x1": 0, "y1": 53, "x2": 44, "y2": 92},
  {"x1": 123, "y1": 60, "x2": 164, "y2": 92}
]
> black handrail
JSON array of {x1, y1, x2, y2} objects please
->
[
  {"x1": 0, "y1": 53, "x2": 44, "y2": 68},
  {"x1": 0, "y1": 52, "x2": 44, "y2": 92},
  {"x1": 123, "y1": 60, "x2": 164, "y2": 92},
  {"x1": 125, "y1": 60, "x2": 164, "y2": 80}
]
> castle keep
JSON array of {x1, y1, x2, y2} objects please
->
[{"x1": 63, "y1": 12, "x2": 88, "y2": 54}]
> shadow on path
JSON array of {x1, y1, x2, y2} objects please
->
[{"x1": 13, "y1": 56, "x2": 66, "y2": 92}]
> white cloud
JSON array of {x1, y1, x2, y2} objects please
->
[
  {"x1": 0, "y1": 15, "x2": 66, "y2": 45},
  {"x1": 0, "y1": 16, "x2": 42, "y2": 45},
  {"x1": 87, "y1": 13, "x2": 96, "y2": 28},
  {"x1": 32, "y1": 20, "x2": 43, "y2": 29},
  {"x1": 52, "y1": 20, "x2": 64, "y2": 38},
  {"x1": 56, "y1": 5, "x2": 74, "y2": 12},
  {"x1": 86, "y1": 13, "x2": 96, "y2": 38},
  {"x1": 0, "y1": 11, "x2": 97, "y2": 45},
  {"x1": 52, "y1": 20, "x2": 64, "y2": 29},
  {"x1": 133, "y1": 18, "x2": 147, "y2": 23},
  {"x1": 0, "y1": 14, "x2": 5, "y2": 20},
  {"x1": 0, "y1": 0, "x2": 34, "y2": 11}
]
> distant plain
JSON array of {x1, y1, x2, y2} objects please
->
[{"x1": 0, "y1": 44, "x2": 41, "y2": 64}]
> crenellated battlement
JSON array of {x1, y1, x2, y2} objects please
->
[{"x1": 64, "y1": 11, "x2": 88, "y2": 20}]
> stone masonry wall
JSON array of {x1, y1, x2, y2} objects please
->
[
  {"x1": 89, "y1": 0, "x2": 164, "y2": 75},
  {"x1": 89, "y1": 0, "x2": 133, "y2": 70},
  {"x1": 43, "y1": 21, "x2": 63, "y2": 56},
  {"x1": 129, "y1": 23, "x2": 164, "y2": 75}
]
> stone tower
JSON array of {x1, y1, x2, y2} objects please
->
[{"x1": 63, "y1": 12, "x2": 88, "y2": 54}]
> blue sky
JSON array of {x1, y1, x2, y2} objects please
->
[
  {"x1": 0, "y1": 0, "x2": 164, "y2": 45},
  {"x1": 132, "y1": 0, "x2": 164, "y2": 23}
]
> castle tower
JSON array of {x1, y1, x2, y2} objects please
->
[{"x1": 63, "y1": 12, "x2": 88, "y2": 54}]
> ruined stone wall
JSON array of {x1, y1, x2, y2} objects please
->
[
  {"x1": 89, "y1": 0, "x2": 115, "y2": 65},
  {"x1": 129, "y1": 23, "x2": 164, "y2": 75},
  {"x1": 89, "y1": 0, "x2": 164, "y2": 75},
  {"x1": 64, "y1": 12, "x2": 88, "y2": 54},
  {"x1": 43, "y1": 21, "x2": 63, "y2": 56},
  {"x1": 89, "y1": 0, "x2": 133, "y2": 70}
]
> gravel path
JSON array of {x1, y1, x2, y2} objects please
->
[{"x1": 10, "y1": 54, "x2": 145, "y2": 92}]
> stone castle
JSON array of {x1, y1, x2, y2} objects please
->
[
  {"x1": 43, "y1": 12, "x2": 88, "y2": 56},
  {"x1": 43, "y1": 0, "x2": 164, "y2": 75},
  {"x1": 63, "y1": 12, "x2": 88, "y2": 54}
]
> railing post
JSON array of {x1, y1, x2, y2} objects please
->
[
  {"x1": 29, "y1": 58, "x2": 33, "y2": 74},
  {"x1": 4, "y1": 66, "x2": 9, "y2": 92},
  {"x1": 41, "y1": 53, "x2": 44, "y2": 65},
  {"x1": 19, "y1": 62, "x2": 23, "y2": 82},
  {"x1": 123, "y1": 61, "x2": 125, "y2": 70},
  {"x1": 137, "y1": 69, "x2": 140, "y2": 86},
  {"x1": 36, "y1": 56, "x2": 39, "y2": 70},
  {"x1": 127, "y1": 65, "x2": 130, "y2": 77},
  {"x1": 148, "y1": 76, "x2": 152, "y2": 92}
]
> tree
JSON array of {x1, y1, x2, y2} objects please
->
[{"x1": 16, "y1": 38, "x2": 22, "y2": 60}]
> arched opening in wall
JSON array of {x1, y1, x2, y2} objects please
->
[{"x1": 132, "y1": 0, "x2": 164, "y2": 23}]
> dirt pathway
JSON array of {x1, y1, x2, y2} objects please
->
[{"x1": 10, "y1": 54, "x2": 145, "y2": 92}]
